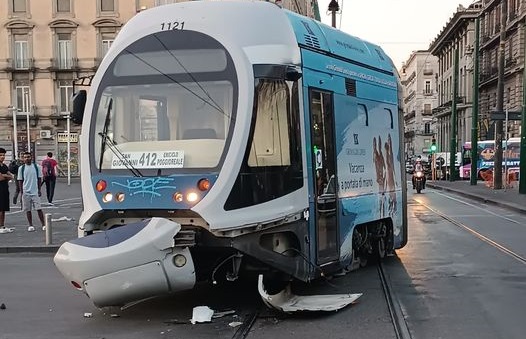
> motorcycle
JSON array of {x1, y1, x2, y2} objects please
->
[{"x1": 413, "y1": 170, "x2": 424, "y2": 194}]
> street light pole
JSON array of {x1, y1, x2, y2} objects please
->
[
  {"x1": 67, "y1": 113, "x2": 71, "y2": 186},
  {"x1": 328, "y1": 0, "x2": 339, "y2": 28},
  {"x1": 9, "y1": 106, "x2": 18, "y2": 160},
  {"x1": 470, "y1": 17, "x2": 480, "y2": 186},
  {"x1": 24, "y1": 89, "x2": 31, "y2": 154}
]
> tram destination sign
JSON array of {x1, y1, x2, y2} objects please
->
[{"x1": 490, "y1": 111, "x2": 522, "y2": 121}]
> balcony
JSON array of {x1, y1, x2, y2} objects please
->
[
  {"x1": 49, "y1": 58, "x2": 79, "y2": 71},
  {"x1": 404, "y1": 110, "x2": 415, "y2": 121},
  {"x1": 423, "y1": 89, "x2": 434, "y2": 96},
  {"x1": 4, "y1": 58, "x2": 35, "y2": 72}
]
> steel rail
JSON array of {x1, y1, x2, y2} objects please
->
[
  {"x1": 378, "y1": 263, "x2": 412, "y2": 339},
  {"x1": 416, "y1": 199, "x2": 526, "y2": 266}
]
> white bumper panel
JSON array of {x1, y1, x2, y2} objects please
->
[
  {"x1": 54, "y1": 217, "x2": 195, "y2": 307},
  {"x1": 257, "y1": 275, "x2": 362, "y2": 313}
]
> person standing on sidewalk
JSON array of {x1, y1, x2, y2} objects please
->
[
  {"x1": 41, "y1": 152, "x2": 63, "y2": 205},
  {"x1": 0, "y1": 148, "x2": 14, "y2": 234},
  {"x1": 8, "y1": 157, "x2": 21, "y2": 205},
  {"x1": 18, "y1": 151, "x2": 46, "y2": 232}
]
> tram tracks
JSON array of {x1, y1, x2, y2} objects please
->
[
  {"x1": 416, "y1": 199, "x2": 526, "y2": 266},
  {"x1": 378, "y1": 262, "x2": 412, "y2": 339}
]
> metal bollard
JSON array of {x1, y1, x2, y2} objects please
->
[{"x1": 45, "y1": 213, "x2": 52, "y2": 245}]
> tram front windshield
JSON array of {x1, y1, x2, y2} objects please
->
[{"x1": 90, "y1": 30, "x2": 237, "y2": 173}]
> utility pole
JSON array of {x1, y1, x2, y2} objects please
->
[
  {"x1": 470, "y1": 17, "x2": 480, "y2": 186},
  {"x1": 450, "y1": 48, "x2": 459, "y2": 181},
  {"x1": 494, "y1": 0, "x2": 507, "y2": 189},
  {"x1": 520, "y1": 23, "x2": 526, "y2": 194},
  {"x1": 327, "y1": 0, "x2": 339, "y2": 28}
]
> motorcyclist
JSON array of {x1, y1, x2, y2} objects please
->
[{"x1": 412, "y1": 157, "x2": 426, "y2": 189}]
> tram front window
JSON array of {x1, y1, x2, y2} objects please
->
[{"x1": 90, "y1": 30, "x2": 237, "y2": 172}]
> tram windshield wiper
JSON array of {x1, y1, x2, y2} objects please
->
[{"x1": 98, "y1": 98, "x2": 143, "y2": 177}]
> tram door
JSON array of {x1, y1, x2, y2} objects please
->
[{"x1": 309, "y1": 89, "x2": 339, "y2": 265}]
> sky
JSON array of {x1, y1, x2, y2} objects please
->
[{"x1": 316, "y1": 0, "x2": 476, "y2": 70}]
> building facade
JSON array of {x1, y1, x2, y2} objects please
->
[
  {"x1": 478, "y1": 0, "x2": 524, "y2": 140},
  {"x1": 428, "y1": 2, "x2": 482, "y2": 157},
  {"x1": 0, "y1": 0, "x2": 317, "y2": 173},
  {"x1": 400, "y1": 50, "x2": 439, "y2": 160}
]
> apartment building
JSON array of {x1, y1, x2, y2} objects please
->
[
  {"x1": 428, "y1": 2, "x2": 482, "y2": 156},
  {"x1": 0, "y1": 0, "x2": 316, "y2": 174},
  {"x1": 400, "y1": 50, "x2": 439, "y2": 160},
  {"x1": 478, "y1": 0, "x2": 524, "y2": 140}
]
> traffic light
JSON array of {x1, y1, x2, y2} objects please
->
[{"x1": 430, "y1": 138, "x2": 437, "y2": 153}]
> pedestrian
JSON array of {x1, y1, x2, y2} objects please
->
[
  {"x1": 0, "y1": 148, "x2": 14, "y2": 234},
  {"x1": 18, "y1": 151, "x2": 46, "y2": 232},
  {"x1": 8, "y1": 157, "x2": 21, "y2": 205},
  {"x1": 41, "y1": 152, "x2": 63, "y2": 205}
]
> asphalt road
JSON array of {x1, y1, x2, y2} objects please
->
[
  {"x1": 3, "y1": 184, "x2": 526, "y2": 338},
  {"x1": 387, "y1": 188, "x2": 526, "y2": 339}
]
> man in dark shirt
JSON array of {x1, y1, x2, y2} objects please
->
[{"x1": 0, "y1": 148, "x2": 14, "y2": 233}]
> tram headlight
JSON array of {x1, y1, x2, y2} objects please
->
[
  {"x1": 173, "y1": 254, "x2": 187, "y2": 267},
  {"x1": 173, "y1": 192, "x2": 183, "y2": 202},
  {"x1": 115, "y1": 192, "x2": 125, "y2": 202},
  {"x1": 186, "y1": 192, "x2": 199, "y2": 203},
  {"x1": 102, "y1": 192, "x2": 113, "y2": 203}
]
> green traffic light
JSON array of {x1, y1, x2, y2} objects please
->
[{"x1": 430, "y1": 144, "x2": 437, "y2": 152}]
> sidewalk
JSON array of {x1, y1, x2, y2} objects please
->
[
  {"x1": 0, "y1": 178, "x2": 81, "y2": 254},
  {"x1": 426, "y1": 179, "x2": 526, "y2": 215}
]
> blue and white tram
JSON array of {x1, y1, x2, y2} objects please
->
[{"x1": 54, "y1": 0, "x2": 407, "y2": 310}]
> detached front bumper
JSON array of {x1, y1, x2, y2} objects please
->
[{"x1": 54, "y1": 217, "x2": 195, "y2": 307}]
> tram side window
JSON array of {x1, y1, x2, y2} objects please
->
[{"x1": 225, "y1": 79, "x2": 303, "y2": 210}]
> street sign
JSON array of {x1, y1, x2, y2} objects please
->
[{"x1": 490, "y1": 111, "x2": 522, "y2": 120}]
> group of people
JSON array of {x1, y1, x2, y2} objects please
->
[{"x1": 0, "y1": 149, "x2": 63, "y2": 234}]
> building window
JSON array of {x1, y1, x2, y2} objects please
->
[
  {"x1": 12, "y1": 0, "x2": 26, "y2": 13},
  {"x1": 101, "y1": 37, "x2": 114, "y2": 57},
  {"x1": 424, "y1": 123, "x2": 431, "y2": 134},
  {"x1": 14, "y1": 38, "x2": 29, "y2": 69},
  {"x1": 101, "y1": 0, "x2": 115, "y2": 12},
  {"x1": 155, "y1": 0, "x2": 178, "y2": 5},
  {"x1": 56, "y1": 0, "x2": 70, "y2": 12},
  {"x1": 58, "y1": 81, "x2": 73, "y2": 113},
  {"x1": 15, "y1": 85, "x2": 32, "y2": 114},
  {"x1": 57, "y1": 33, "x2": 73, "y2": 69},
  {"x1": 425, "y1": 81, "x2": 431, "y2": 94},
  {"x1": 424, "y1": 103, "x2": 431, "y2": 115}
]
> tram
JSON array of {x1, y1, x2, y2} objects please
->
[{"x1": 54, "y1": 0, "x2": 407, "y2": 311}]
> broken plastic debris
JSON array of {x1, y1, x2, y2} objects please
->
[
  {"x1": 229, "y1": 321, "x2": 243, "y2": 328},
  {"x1": 51, "y1": 216, "x2": 73, "y2": 222},
  {"x1": 190, "y1": 306, "x2": 214, "y2": 324},
  {"x1": 83, "y1": 312, "x2": 93, "y2": 318},
  {"x1": 257, "y1": 274, "x2": 362, "y2": 312},
  {"x1": 212, "y1": 310, "x2": 235, "y2": 318}
]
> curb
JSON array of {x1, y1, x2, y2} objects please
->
[
  {"x1": 0, "y1": 246, "x2": 59, "y2": 254},
  {"x1": 427, "y1": 183, "x2": 526, "y2": 216}
]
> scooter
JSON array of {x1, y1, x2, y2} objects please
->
[{"x1": 413, "y1": 170, "x2": 424, "y2": 194}]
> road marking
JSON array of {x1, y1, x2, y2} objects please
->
[
  {"x1": 415, "y1": 198, "x2": 526, "y2": 266},
  {"x1": 432, "y1": 190, "x2": 523, "y2": 225}
]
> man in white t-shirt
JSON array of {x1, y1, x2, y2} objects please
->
[{"x1": 17, "y1": 152, "x2": 46, "y2": 232}]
